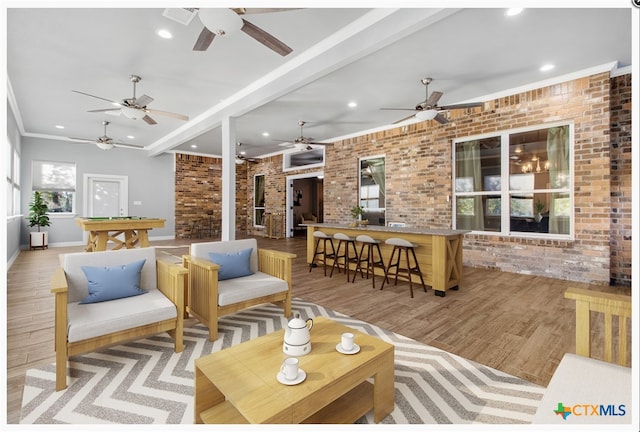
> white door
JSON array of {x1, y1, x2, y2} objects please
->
[{"x1": 83, "y1": 174, "x2": 128, "y2": 217}]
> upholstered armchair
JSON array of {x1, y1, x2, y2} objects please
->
[
  {"x1": 300, "y1": 213, "x2": 317, "y2": 225},
  {"x1": 51, "y1": 247, "x2": 187, "y2": 391},
  {"x1": 182, "y1": 238, "x2": 295, "y2": 341}
]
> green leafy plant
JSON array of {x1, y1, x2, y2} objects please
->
[
  {"x1": 28, "y1": 191, "x2": 51, "y2": 232},
  {"x1": 350, "y1": 206, "x2": 365, "y2": 220},
  {"x1": 535, "y1": 200, "x2": 545, "y2": 214}
]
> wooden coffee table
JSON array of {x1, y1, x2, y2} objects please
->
[{"x1": 194, "y1": 316, "x2": 395, "y2": 424}]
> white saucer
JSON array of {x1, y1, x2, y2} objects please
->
[
  {"x1": 336, "y1": 343, "x2": 360, "y2": 355},
  {"x1": 277, "y1": 369, "x2": 306, "y2": 385}
]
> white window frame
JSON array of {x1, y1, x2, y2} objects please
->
[
  {"x1": 254, "y1": 173, "x2": 265, "y2": 227},
  {"x1": 31, "y1": 160, "x2": 77, "y2": 215},
  {"x1": 452, "y1": 122, "x2": 574, "y2": 240}
]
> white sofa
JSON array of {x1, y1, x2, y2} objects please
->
[
  {"x1": 51, "y1": 247, "x2": 187, "y2": 390},
  {"x1": 182, "y1": 238, "x2": 296, "y2": 341}
]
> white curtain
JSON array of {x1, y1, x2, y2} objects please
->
[
  {"x1": 547, "y1": 126, "x2": 570, "y2": 234},
  {"x1": 368, "y1": 160, "x2": 385, "y2": 197},
  {"x1": 458, "y1": 140, "x2": 484, "y2": 230}
]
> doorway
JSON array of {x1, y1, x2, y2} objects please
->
[
  {"x1": 286, "y1": 171, "x2": 323, "y2": 238},
  {"x1": 83, "y1": 174, "x2": 128, "y2": 218}
]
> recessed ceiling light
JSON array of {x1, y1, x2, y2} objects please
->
[
  {"x1": 157, "y1": 29, "x2": 173, "y2": 39},
  {"x1": 506, "y1": 8, "x2": 523, "y2": 17},
  {"x1": 190, "y1": 144, "x2": 197, "y2": 148},
  {"x1": 348, "y1": 101, "x2": 357, "y2": 108},
  {"x1": 55, "y1": 125, "x2": 64, "y2": 129},
  {"x1": 127, "y1": 135, "x2": 135, "y2": 139},
  {"x1": 240, "y1": 151, "x2": 246, "y2": 155},
  {"x1": 262, "y1": 132, "x2": 269, "y2": 137},
  {"x1": 540, "y1": 63, "x2": 555, "y2": 72}
]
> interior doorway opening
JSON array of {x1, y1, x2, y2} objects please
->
[{"x1": 286, "y1": 171, "x2": 324, "y2": 238}]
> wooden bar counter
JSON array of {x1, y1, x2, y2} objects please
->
[
  {"x1": 75, "y1": 217, "x2": 165, "y2": 252},
  {"x1": 306, "y1": 223, "x2": 469, "y2": 296}
]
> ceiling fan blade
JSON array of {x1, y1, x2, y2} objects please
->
[
  {"x1": 392, "y1": 114, "x2": 418, "y2": 124},
  {"x1": 72, "y1": 90, "x2": 119, "y2": 105},
  {"x1": 433, "y1": 113, "x2": 449, "y2": 124},
  {"x1": 67, "y1": 137, "x2": 94, "y2": 143},
  {"x1": 136, "y1": 94, "x2": 154, "y2": 107},
  {"x1": 145, "y1": 108, "x2": 189, "y2": 121},
  {"x1": 438, "y1": 102, "x2": 484, "y2": 110},
  {"x1": 112, "y1": 142, "x2": 144, "y2": 149},
  {"x1": 193, "y1": 26, "x2": 215, "y2": 51},
  {"x1": 234, "y1": 8, "x2": 302, "y2": 15},
  {"x1": 87, "y1": 108, "x2": 121, "y2": 114},
  {"x1": 425, "y1": 91, "x2": 443, "y2": 107},
  {"x1": 380, "y1": 107, "x2": 416, "y2": 111},
  {"x1": 142, "y1": 115, "x2": 157, "y2": 125},
  {"x1": 240, "y1": 18, "x2": 292, "y2": 56}
]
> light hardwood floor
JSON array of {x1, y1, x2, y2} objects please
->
[{"x1": 6, "y1": 235, "x2": 631, "y2": 424}]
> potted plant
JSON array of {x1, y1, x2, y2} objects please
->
[
  {"x1": 28, "y1": 191, "x2": 51, "y2": 249},
  {"x1": 350, "y1": 206, "x2": 366, "y2": 227},
  {"x1": 534, "y1": 200, "x2": 545, "y2": 223}
]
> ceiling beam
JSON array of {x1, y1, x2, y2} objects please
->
[{"x1": 146, "y1": 8, "x2": 460, "y2": 157}]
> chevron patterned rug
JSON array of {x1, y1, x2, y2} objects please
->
[{"x1": 20, "y1": 299, "x2": 544, "y2": 424}]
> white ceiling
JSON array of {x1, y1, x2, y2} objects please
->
[{"x1": 6, "y1": 5, "x2": 633, "y2": 160}]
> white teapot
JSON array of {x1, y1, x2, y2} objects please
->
[{"x1": 283, "y1": 313, "x2": 313, "y2": 356}]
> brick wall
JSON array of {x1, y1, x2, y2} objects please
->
[
  {"x1": 323, "y1": 72, "x2": 617, "y2": 285},
  {"x1": 609, "y1": 74, "x2": 632, "y2": 286},
  {"x1": 174, "y1": 154, "x2": 247, "y2": 239},
  {"x1": 174, "y1": 72, "x2": 631, "y2": 286}
]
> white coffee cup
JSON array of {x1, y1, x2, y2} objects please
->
[
  {"x1": 341, "y1": 332, "x2": 355, "y2": 351},
  {"x1": 281, "y1": 357, "x2": 299, "y2": 380}
]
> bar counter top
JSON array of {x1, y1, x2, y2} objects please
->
[{"x1": 304, "y1": 223, "x2": 470, "y2": 237}]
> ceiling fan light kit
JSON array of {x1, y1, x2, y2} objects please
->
[
  {"x1": 415, "y1": 109, "x2": 438, "y2": 121},
  {"x1": 95, "y1": 142, "x2": 115, "y2": 151},
  {"x1": 198, "y1": 9, "x2": 243, "y2": 36},
  {"x1": 121, "y1": 106, "x2": 143, "y2": 120}
]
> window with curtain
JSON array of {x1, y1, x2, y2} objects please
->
[
  {"x1": 32, "y1": 160, "x2": 76, "y2": 213},
  {"x1": 254, "y1": 174, "x2": 265, "y2": 227},
  {"x1": 454, "y1": 124, "x2": 572, "y2": 237},
  {"x1": 359, "y1": 156, "x2": 385, "y2": 226}
]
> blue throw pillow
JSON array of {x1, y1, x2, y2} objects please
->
[
  {"x1": 79, "y1": 259, "x2": 148, "y2": 304},
  {"x1": 208, "y1": 248, "x2": 254, "y2": 281}
]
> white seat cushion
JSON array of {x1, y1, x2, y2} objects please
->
[
  {"x1": 67, "y1": 290, "x2": 177, "y2": 343},
  {"x1": 334, "y1": 233, "x2": 355, "y2": 241},
  {"x1": 385, "y1": 237, "x2": 417, "y2": 248},
  {"x1": 217, "y1": 271, "x2": 288, "y2": 307},
  {"x1": 532, "y1": 353, "x2": 631, "y2": 424}
]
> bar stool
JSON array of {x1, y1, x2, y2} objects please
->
[
  {"x1": 381, "y1": 237, "x2": 427, "y2": 298},
  {"x1": 309, "y1": 231, "x2": 336, "y2": 276},
  {"x1": 330, "y1": 233, "x2": 360, "y2": 281},
  {"x1": 352, "y1": 234, "x2": 388, "y2": 288}
]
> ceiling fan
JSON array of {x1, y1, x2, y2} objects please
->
[
  {"x1": 68, "y1": 121, "x2": 143, "y2": 151},
  {"x1": 72, "y1": 75, "x2": 189, "y2": 125},
  {"x1": 235, "y1": 142, "x2": 260, "y2": 164},
  {"x1": 275, "y1": 121, "x2": 331, "y2": 150},
  {"x1": 381, "y1": 77, "x2": 484, "y2": 124},
  {"x1": 167, "y1": 8, "x2": 294, "y2": 56}
]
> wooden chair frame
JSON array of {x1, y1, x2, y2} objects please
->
[
  {"x1": 51, "y1": 259, "x2": 187, "y2": 391},
  {"x1": 182, "y1": 248, "x2": 295, "y2": 341},
  {"x1": 565, "y1": 287, "x2": 631, "y2": 366}
]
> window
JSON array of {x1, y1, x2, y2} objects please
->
[
  {"x1": 32, "y1": 160, "x2": 76, "y2": 213},
  {"x1": 453, "y1": 124, "x2": 572, "y2": 237},
  {"x1": 254, "y1": 174, "x2": 265, "y2": 226},
  {"x1": 6, "y1": 144, "x2": 20, "y2": 217},
  {"x1": 359, "y1": 156, "x2": 386, "y2": 226}
]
